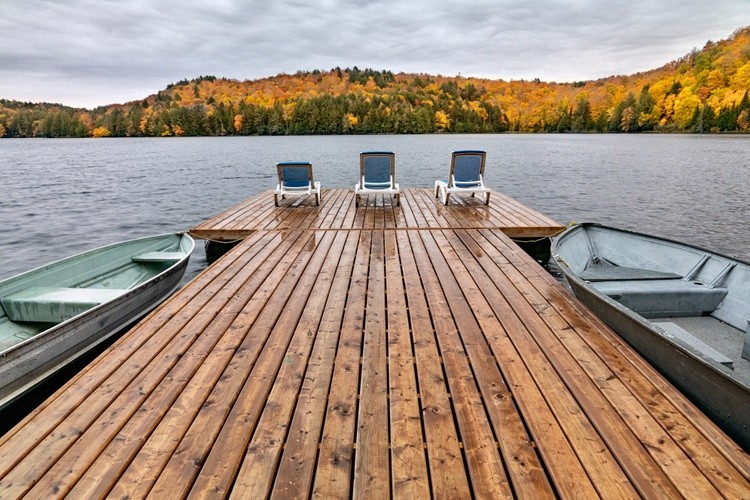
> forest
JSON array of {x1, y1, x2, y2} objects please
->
[{"x1": 1, "y1": 27, "x2": 749, "y2": 138}]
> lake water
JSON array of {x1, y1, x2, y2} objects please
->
[{"x1": 1, "y1": 134, "x2": 749, "y2": 284}]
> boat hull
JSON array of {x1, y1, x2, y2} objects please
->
[
  {"x1": 0, "y1": 233, "x2": 194, "y2": 408},
  {"x1": 553, "y1": 223, "x2": 750, "y2": 450}
]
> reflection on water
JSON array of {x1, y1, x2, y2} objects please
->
[{"x1": 1, "y1": 134, "x2": 749, "y2": 285}]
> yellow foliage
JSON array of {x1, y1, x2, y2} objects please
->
[
  {"x1": 345, "y1": 112, "x2": 358, "y2": 128},
  {"x1": 732, "y1": 61, "x2": 750, "y2": 88},
  {"x1": 469, "y1": 101, "x2": 488, "y2": 121},
  {"x1": 707, "y1": 69, "x2": 726, "y2": 89},
  {"x1": 673, "y1": 91, "x2": 700, "y2": 128},
  {"x1": 282, "y1": 102, "x2": 296, "y2": 120},
  {"x1": 234, "y1": 114, "x2": 243, "y2": 132},
  {"x1": 434, "y1": 110, "x2": 451, "y2": 130},
  {"x1": 92, "y1": 126, "x2": 111, "y2": 137}
]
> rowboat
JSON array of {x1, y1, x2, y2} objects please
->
[
  {"x1": 552, "y1": 223, "x2": 750, "y2": 449},
  {"x1": 0, "y1": 233, "x2": 194, "y2": 408}
]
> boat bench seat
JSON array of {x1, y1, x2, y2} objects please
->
[
  {"x1": 1, "y1": 287, "x2": 128, "y2": 323},
  {"x1": 592, "y1": 279, "x2": 728, "y2": 318},
  {"x1": 654, "y1": 321, "x2": 734, "y2": 367},
  {"x1": 131, "y1": 251, "x2": 185, "y2": 263}
]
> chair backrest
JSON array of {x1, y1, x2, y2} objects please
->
[
  {"x1": 450, "y1": 150, "x2": 486, "y2": 187},
  {"x1": 360, "y1": 151, "x2": 395, "y2": 189},
  {"x1": 277, "y1": 162, "x2": 313, "y2": 188}
]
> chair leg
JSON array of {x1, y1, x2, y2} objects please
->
[
  {"x1": 274, "y1": 194, "x2": 279, "y2": 207},
  {"x1": 395, "y1": 193, "x2": 400, "y2": 207},
  {"x1": 355, "y1": 194, "x2": 360, "y2": 208},
  {"x1": 485, "y1": 192, "x2": 491, "y2": 205},
  {"x1": 315, "y1": 192, "x2": 320, "y2": 206},
  {"x1": 434, "y1": 184, "x2": 440, "y2": 198}
]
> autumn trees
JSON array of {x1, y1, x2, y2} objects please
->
[{"x1": 1, "y1": 27, "x2": 749, "y2": 137}]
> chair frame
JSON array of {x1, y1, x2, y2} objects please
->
[
  {"x1": 434, "y1": 150, "x2": 491, "y2": 205},
  {"x1": 354, "y1": 151, "x2": 400, "y2": 207},
  {"x1": 274, "y1": 162, "x2": 321, "y2": 206}
]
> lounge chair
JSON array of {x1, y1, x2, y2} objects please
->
[
  {"x1": 274, "y1": 162, "x2": 321, "y2": 207},
  {"x1": 434, "y1": 150, "x2": 491, "y2": 205},
  {"x1": 354, "y1": 151, "x2": 400, "y2": 207}
]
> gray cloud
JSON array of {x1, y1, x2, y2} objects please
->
[{"x1": 1, "y1": 0, "x2": 748, "y2": 108}]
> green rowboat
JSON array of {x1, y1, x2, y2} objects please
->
[{"x1": 0, "y1": 233, "x2": 194, "y2": 408}]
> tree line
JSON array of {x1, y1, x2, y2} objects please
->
[{"x1": 2, "y1": 27, "x2": 749, "y2": 137}]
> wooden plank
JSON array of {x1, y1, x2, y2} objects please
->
[
  {"x1": 319, "y1": 189, "x2": 350, "y2": 229},
  {"x1": 142, "y1": 231, "x2": 339, "y2": 498},
  {"x1": 431, "y1": 227, "x2": 634, "y2": 497},
  {"x1": 401, "y1": 190, "x2": 429, "y2": 229},
  {"x1": 422, "y1": 229, "x2": 557, "y2": 498},
  {"x1": 311, "y1": 230, "x2": 371, "y2": 498},
  {"x1": 212, "y1": 230, "x2": 350, "y2": 498},
  {"x1": 269, "y1": 230, "x2": 360, "y2": 498},
  {"x1": 407, "y1": 229, "x2": 513, "y2": 498},
  {"x1": 382, "y1": 230, "x2": 431, "y2": 498},
  {"x1": 529, "y1": 274, "x2": 750, "y2": 497},
  {"x1": 441, "y1": 232, "x2": 652, "y2": 497},
  {"x1": 396, "y1": 229, "x2": 471, "y2": 498},
  {"x1": 352, "y1": 229, "x2": 390, "y2": 498}
]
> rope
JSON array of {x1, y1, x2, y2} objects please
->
[{"x1": 186, "y1": 231, "x2": 245, "y2": 245}]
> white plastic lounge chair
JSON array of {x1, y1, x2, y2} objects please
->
[
  {"x1": 354, "y1": 151, "x2": 400, "y2": 207},
  {"x1": 274, "y1": 162, "x2": 321, "y2": 206},
  {"x1": 434, "y1": 150, "x2": 491, "y2": 205}
]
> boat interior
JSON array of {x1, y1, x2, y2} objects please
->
[{"x1": 0, "y1": 241, "x2": 189, "y2": 353}]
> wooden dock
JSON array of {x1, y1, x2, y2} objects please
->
[
  {"x1": 190, "y1": 188, "x2": 563, "y2": 240},
  {"x1": 1, "y1": 188, "x2": 748, "y2": 498}
]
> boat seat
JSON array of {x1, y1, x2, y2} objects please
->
[
  {"x1": 653, "y1": 321, "x2": 734, "y2": 367},
  {"x1": 1, "y1": 287, "x2": 128, "y2": 323},
  {"x1": 131, "y1": 251, "x2": 185, "y2": 263},
  {"x1": 592, "y1": 279, "x2": 728, "y2": 318},
  {"x1": 580, "y1": 263, "x2": 681, "y2": 282}
]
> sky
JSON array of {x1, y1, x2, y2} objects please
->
[{"x1": 1, "y1": 0, "x2": 749, "y2": 109}]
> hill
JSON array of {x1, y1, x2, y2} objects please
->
[{"x1": 1, "y1": 27, "x2": 749, "y2": 137}]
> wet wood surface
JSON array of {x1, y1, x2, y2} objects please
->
[{"x1": 1, "y1": 189, "x2": 748, "y2": 498}]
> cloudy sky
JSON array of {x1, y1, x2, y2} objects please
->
[{"x1": 1, "y1": 0, "x2": 748, "y2": 109}]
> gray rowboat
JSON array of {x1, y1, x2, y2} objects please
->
[
  {"x1": 553, "y1": 222, "x2": 750, "y2": 450},
  {"x1": 0, "y1": 233, "x2": 194, "y2": 408}
]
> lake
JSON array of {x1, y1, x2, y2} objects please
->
[{"x1": 1, "y1": 134, "x2": 749, "y2": 284}]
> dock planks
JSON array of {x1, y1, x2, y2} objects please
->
[
  {"x1": 1, "y1": 188, "x2": 749, "y2": 498},
  {"x1": 189, "y1": 188, "x2": 564, "y2": 240}
]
